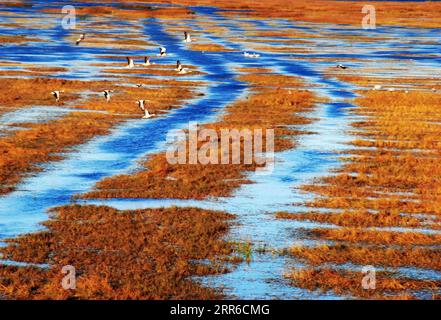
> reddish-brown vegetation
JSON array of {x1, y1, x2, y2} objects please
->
[
  {"x1": 0, "y1": 112, "x2": 116, "y2": 195},
  {"x1": 281, "y1": 87, "x2": 441, "y2": 298},
  {"x1": 81, "y1": 73, "x2": 316, "y2": 200},
  {"x1": 0, "y1": 76, "x2": 198, "y2": 195},
  {"x1": 149, "y1": 0, "x2": 441, "y2": 28},
  {"x1": 287, "y1": 268, "x2": 439, "y2": 299},
  {"x1": 0, "y1": 205, "x2": 233, "y2": 299}
]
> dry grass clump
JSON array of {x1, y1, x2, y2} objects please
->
[
  {"x1": 0, "y1": 75, "x2": 199, "y2": 195},
  {"x1": 189, "y1": 43, "x2": 234, "y2": 52},
  {"x1": 81, "y1": 73, "x2": 316, "y2": 200},
  {"x1": 41, "y1": 5, "x2": 193, "y2": 20},
  {"x1": 82, "y1": 152, "x2": 255, "y2": 200},
  {"x1": 0, "y1": 112, "x2": 116, "y2": 195},
  {"x1": 0, "y1": 205, "x2": 233, "y2": 299},
  {"x1": 75, "y1": 83, "x2": 195, "y2": 115},
  {"x1": 153, "y1": 0, "x2": 441, "y2": 28},
  {"x1": 235, "y1": 67, "x2": 273, "y2": 73},
  {"x1": 276, "y1": 210, "x2": 424, "y2": 229},
  {"x1": 25, "y1": 67, "x2": 68, "y2": 73},
  {"x1": 102, "y1": 64, "x2": 204, "y2": 77},
  {"x1": 0, "y1": 35, "x2": 41, "y2": 44},
  {"x1": 329, "y1": 74, "x2": 441, "y2": 91},
  {"x1": 0, "y1": 77, "x2": 89, "y2": 111},
  {"x1": 287, "y1": 268, "x2": 439, "y2": 299},
  {"x1": 0, "y1": 77, "x2": 152, "y2": 113},
  {"x1": 65, "y1": 34, "x2": 152, "y2": 49},
  {"x1": 290, "y1": 245, "x2": 441, "y2": 271},
  {"x1": 251, "y1": 45, "x2": 311, "y2": 54},
  {"x1": 280, "y1": 83, "x2": 441, "y2": 298},
  {"x1": 310, "y1": 228, "x2": 441, "y2": 246},
  {"x1": 237, "y1": 73, "x2": 305, "y2": 88}
]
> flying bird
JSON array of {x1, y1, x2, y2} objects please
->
[
  {"x1": 183, "y1": 31, "x2": 192, "y2": 43},
  {"x1": 76, "y1": 33, "x2": 86, "y2": 45},
  {"x1": 243, "y1": 52, "x2": 260, "y2": 58},
  {"x1": 142, "y1": 57, "x2": 153, "y2": 66},
  {"x1": 137, "y1": 100, "x2": 155, "y2": 119},
  {"x1": 175, "y1": 60, "x2": 190, "y2": 74},
  {"x1": 178, "y1": 67, "x2": 190, "y2": 74},
  {"x1": 136, "y1": 84, "x2": 143, "y2": 88},
  {"x1": 126, "y1": 57, "x2": 135, "y2": 68},
  {"x1": 103, "y1": 90, "x2": 113, "y2": 102},
  {"x1": 158, "y1": 47, "x2": 166, "y2": 57},
  {"x1": 51, "y1": 90, "x2": 64, "y2": 102},
  {"x1": 176, "y1": 60, "x2": 182, "y2": 71}
]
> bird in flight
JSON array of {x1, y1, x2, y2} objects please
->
[
  {"x1": 137, "y1": 100, "x2": 155, "y2": 119},
  {"x1": 143, "y1": 57, "x2": 154, "y2": 66},
  {"x1": 76, "y1": 33, "x2": 86, "y2": 45},
  {"x1": 126, "y1": 57, "x2": 135, "y2": 68},
  {"x1": 158, "y1": 47, "x2": 167, "y2": 57},
  {"x1": 175, "y1": 60, "x2": 190, "y2": 74},
  {"x1": 176, "y1": 60, "x2": 182, "y2": 71},
  {"x1": 183, "y1": 31, "x2": 192, "y2": 43},
  {"x1": 103, "y1": 90, "x2": 113, "y2": 102},
  {"x1": 51, "y1": 90, "x2": 64, "y2": 102},
  {"x1": 243, "y1": 52, "x2": 260, "y2": 58}
]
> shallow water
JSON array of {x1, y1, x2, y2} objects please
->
[{"x1": 1, "y1": 1, "x2": 441, "y2": 299}]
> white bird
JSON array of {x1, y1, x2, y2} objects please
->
[
  {"x1": 142, "y1": 56, "x2": 154, "y2": 66},
  {"x1": 373, "y1": 85, "x2": 382, "y2": 90},
  {"x1": 76, "y1": 33, "x2": 86, "y2": 45},
  {"x1": 176, "y1": 60, "x2": 182, "y2": 71},
  {"x1": 137, "y1": 100, "x2": 155, "y2": 119},
  {"x1": 178, "y1": 67, "x2": 191, "y2": 74},
  {"x1": 175, "y1": 60, "x2": 191, "y2": 74},
  {"x1": 103, "y1": 90, "x2": 113, "y2": 102},
  {"x1": 157, "y1": 47, "x2": 167, "y2": 57},
  {"x1": 336, "y1": 64, "x2": 347, "y2": 69},
  {"x1": 51, "y1": 90, "x2": 64, "y2": 102},
  {"x1": 183, "y1": 31, "x2": 192, "y2": 43},
  {"x1": 243, "y1": 52, "x2": 260, "y2": 58},
  {"x1": 388, "y1": 88, "x2": 395, "y2": 92},
  {"x1": 126, "y1": 57, "x2": 135, "y2": 68}
]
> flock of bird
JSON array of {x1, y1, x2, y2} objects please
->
[
  {"x1": 52, "y1": 31, "x2": 266, "y2": 119},
  {"x1": 52, "y1": 32, "x2": 202, "y2": 119},
  {"x1": 55, "y1": 31, "x2": 410, "y2": 118}
]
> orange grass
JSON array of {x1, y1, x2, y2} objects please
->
[
  {"x1": 0, "y1": 77, "x2": 98, "y2": 110},
  {"x1": 281, "y1": 87, "x2": 441, "y2": 298},
  {"x1": 0, "y1": 205, "x2": 234, "y2": 299},
  {"x1": 42, "y1": 5, "x2": 193, "y2": 20},
  {"x1": 0, "y1": 76, "x2": 198, "y2": 194},
  {"x1": 81, "y1": 73, "x2": 316, "y2": 200},
  {"x1": 329, "y1": 74, "x2": 441, "y2": 91},
  {"x1": 188, "y1": 43, "x2": 234, "y2": 52},
  {"x1": 276, "y1": 210, "x2": 424, "y2": 229},
  {"x1": 290, "y1": 245, "x2": 441, "y2": 271},
  {"x1": 287, "y1": 268, "x2": 439, "y2": 299},
  {"x1": 149, "y1": 0, "x2": 441, "y2": 28},
  {"x1": 0, "y1": 112, "x2": 116, "y2": 195},
  {"x1": 310, "y1": 228, "x2": 441, "y2": 246},
  {"x1": 0, "y1": 35, "x2": 42, "y2": 44}
]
